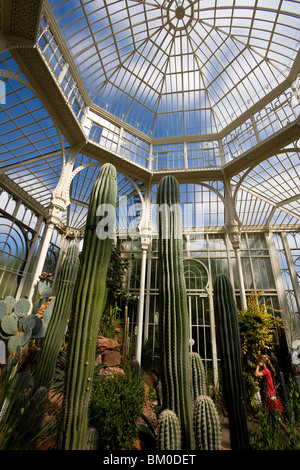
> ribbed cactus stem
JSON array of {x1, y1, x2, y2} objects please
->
[
  {"x1": 157, "y1": 175, "x2": 194, "y2": 450},
  {"x1": 157, "y1": 410, "x2": 181, "y2": 450},
  {"x1": 85, "y1": 427, "x2": 99, "y2": 450},
  {"x1": 61, "y1": 163, "x2": 117, "y2": 450},
  {"x1": 193, "y1": 395, "x2": 221, "y2": 450},
  {"x1": 190, "y1": 352, "x2": 207, "y2": 403},
  {"x1": 34, "y1": 243, "x2": 80, "y2": 390},
  {"x1": 213, "y1": 274, "x2": 250, "y2": 450}
]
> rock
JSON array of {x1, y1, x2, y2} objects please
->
[
  {"x1": 143, "y1": 383, "x2": 149, "y2": 400},
  {"x1": 97, "y1": 366, "x2": 125, "y2": 377},
  {"x1": 105, "y1": 366, "x2": 125, "y2": 376},
  {"x1": 143, "y1": 370, "x2": 158, "y2": 388},
  {"x1": 133, "y1": 438, "x2": 148, "y2": 450},
  {"x1": 95, "y1": 354, "x2": 103, "y2": 365},
  {"x1": 47, "y1": 388, "x2": 63, "y2": 415},
  {"x1": 102, "y1": 349, "x2": 122, "y2": 367},
  {"x1": 97, "y1": 336, "x2": 120, "y2": 352}
]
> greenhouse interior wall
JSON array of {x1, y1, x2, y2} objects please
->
[
  {"x1": 1, "y1": 179, "x2": 300, "y2": 382},
  {"x1": 0, "y1": 0, "x2": 300, "y2": 451}
]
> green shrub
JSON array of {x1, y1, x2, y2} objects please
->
[
  {"x1": 89, "y1": 369, "x2": 144, "y2": 450},
  {"x1": 237, "y1": 291, "x2": 284, "y2": 407},
  {"x1": 250, "y1": 409, "x2": 283, "y2": 450},
  {"x1": 250, "y1": 377, "x2": 300, "y2": 450}
]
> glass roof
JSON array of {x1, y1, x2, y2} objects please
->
[
  {"x1": 48, "y1": 0, "x2": 300, "y2": 138},
  {"x1": 0, "y1": 1, "x2": 299, "y2": 233}
]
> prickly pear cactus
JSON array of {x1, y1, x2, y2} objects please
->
[
  {"x1": 0, "y1": 295, "x2": 55, "y2": 355},
  {"x1": 0, "y1": 297, "x2": 32, "y2": 354}
]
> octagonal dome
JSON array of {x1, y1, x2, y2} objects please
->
[{"x1": 49, "y1": 0, "x2": 300, "y2": 138}]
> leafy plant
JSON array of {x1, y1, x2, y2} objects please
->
[
  {"x1": 250, "y1": 408, "x2": 284, "y2": 450},
  {"x1": 135, "y1": 412, "x2": 157, "y2": 450},
  {"x1": 238, "y1": 291, "x2": 284, "y2": 405},
  {"x1": 89, "y1": 368, "x2": 144, "y2": 450}
]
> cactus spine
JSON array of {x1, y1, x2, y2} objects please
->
[
  {"x1": 34, "y1": 243, "x2": 80, "y2": 390},
  {"x1": 157, "y1": 410, "x2": 181, "y2": 450},
  {"x1": 190, "y1": 352, "x2": 207, "y2": 403},
  {"x1": 193, "y1": 395, "x2": 221, "y2": 450},
  {"x1": 157, "y1": 175, "x2": 194, "y2": 450},
  {"x1": 213, "y1": 273, "x2": 250, "y2": 450},
  {"x1": 61, "y1": 163, "x2": 117, "y2": 450}
]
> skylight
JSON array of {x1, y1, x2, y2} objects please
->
[{"x1": 48, "y1": 0, "x2": 300, "y2": 138}]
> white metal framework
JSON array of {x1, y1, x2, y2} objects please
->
[{"x1": 0, "y1": 0, "x2": 299, "y2": 372}]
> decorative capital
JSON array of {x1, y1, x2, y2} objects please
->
[
  {"x1": 51, "y1": 190, "x2": 70, "y2": 209},
  {"x1": 139, "y1": 226, "x2": 152, "y2": 250},
  {"x1": 64, "y1": 227, "x2": 82, "y2": 239},
  {"x1": 225, "y1": 218, "x2": 241, "y2": 250},
  {"x1": 46, "y1": 190, "x2": 70, "y2": 225},
  {"x1": 46, "y1": 204, "x2": 64, "y2": 225}
]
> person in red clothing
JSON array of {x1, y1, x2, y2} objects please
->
[{"x1": 255, "y1": 354, "x2": 283, "y2": 412}]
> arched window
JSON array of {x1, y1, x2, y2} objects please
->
[{"x1": 0, "y1": 216, "x2": 29, "y2": 298}]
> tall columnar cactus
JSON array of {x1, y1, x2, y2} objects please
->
[
  {"x1": 213, "y1": 273, "x2": 250, "y2": 450},
  {"x1": 34, "y1": 243, "x2": 80, "y2": 390},
  {"x1": 157, "y1": 410, "x2": 181, "y2": 450},
  {"x1": 60, "y1": 163, "x2": 117, "y2": 450},
  {"x1": 190, "y1": 352, "x2": 207, "y2": 403},
  {"x1": 193, "y1": 395, "x2": 221, "y2": 450},
  {"x1": 157, "y1": 175, "x2": 194, "y2": 450}
]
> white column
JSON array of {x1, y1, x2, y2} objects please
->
[
  {"x1": 51, "y1": 234, "x2": 69, "y2": 294},
  {"x1": 26, "y1": 221, "x2": 55, "y2": 302},
  {"x1": 226, "y1": 219, "x2": 247, "y2": 311},
  {"x1": 207, "y1": 281, "x2": 219, "y2": 387},
  {"x1": 234, "y1": 246, "x2": 247, "y2": 311},
  {"x1": 15, "y1": 215, "x2": 44, "y2": 300},
  {"x1": 281, "y1": 232, "x2": 300, "y2": 313},
  {"x1": 183, "y1": 141, "x2": 188, "y2": 169},
  {"x1": 135, "y1": 236, "x2": 150, "y2": 365},
  {"x1": 26, "y1": 194, "x2": 69, "y2": 302},
  {"x1": 148, "y1": 143, "x2": 153, "y2": 171},
  {"x1": 143, "y1": 245, "x2": 152, "y2": 341},
  {"x1": 265, "y1": 231, "x2": 289, "y2": 317},
  {"x1": 223, "y1": 175, "x2": 247, "y2": 310},
  {"x1": 25, "y1": 147, "x2": 82, "y2": 302}
]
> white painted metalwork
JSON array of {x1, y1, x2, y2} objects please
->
[{"x1": 0, "y1": 1, "x2": 300, "y2": 369}]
